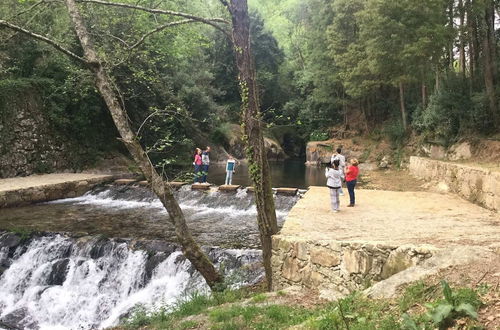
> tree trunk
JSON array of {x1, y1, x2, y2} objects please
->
[
  {"x1": 64, "y1": 0, "x2": 223, "y2": 290},
  {"x1": 481, "y1": 0, "x2": 498, "y2": 126},
  {"x1": 458, "y1": 0, "x2": 466, "y2": 75},
  {"x1": 466, "y1": 0, "x2": 476, "y2": 79},
  {"x1": 448, "y1": 0, "x2": 455, "y2": 70},
  {"x1": 225, "y1": 0, "x2": 278, "y2": 291},
  {"x1": 421, "y1": 83, "x2": 427, "y2": 108},
  {"x1": 399, "y1": 81, "x2": 408, "y2": 131}
]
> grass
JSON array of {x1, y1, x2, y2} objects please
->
[{"x1": 122, "y1": 281, "x2": 484, "y2": 330}]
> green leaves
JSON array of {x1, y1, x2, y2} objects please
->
[{"x1": 430, "y1": 303, "x2": 453, "y2": 324}]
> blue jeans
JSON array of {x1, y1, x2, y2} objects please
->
[
  {"x1": 201, "y1": 164, "x2": 209, "y2": 183},
  {"x1": 346, "y1": 179, "x2": 357, "y2": 205},
  {"x1": 193, "y1": 164, "x2": 202, "y2": 183},
  {"x1": 225, "y1": 171, "x2": 233, "y2": 185}
]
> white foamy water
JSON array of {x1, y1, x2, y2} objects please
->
[{"x1": 0, "y1": 235, "x2": 261, "y2": 329}]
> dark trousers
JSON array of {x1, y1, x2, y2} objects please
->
[
  {"x1": 194, "y1": 164, "x2": 202, "y2": 183},
  {"x1": 346, "y1": 179, "x2": 357, "y2": 205},
  {"x1": 201, "y1": 164, "x2": 209, "y2": 183}
]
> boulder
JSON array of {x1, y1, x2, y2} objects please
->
[
  {"x1": 448, "y1": 142, "x2": 472, "y2": 161},
  {"x1": 264, "y1": 137, "x2": 288, "y2": 161}
]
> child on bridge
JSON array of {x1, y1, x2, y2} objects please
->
[{"x1": 225, "y1": 156, "x2": 236, "y2": 185}]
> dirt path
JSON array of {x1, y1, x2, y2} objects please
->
[
  {"x1": 0, "y1": 173, "x2": 114, "y2": 193},
  {"x1": 282, "y1": 186, "x2": 499, "y2": 247}
]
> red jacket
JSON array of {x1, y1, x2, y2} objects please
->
[{"x1": 345, "y1": 165, "x2": 359, "y2": 182}]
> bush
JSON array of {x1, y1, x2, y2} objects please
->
[
  {"x1": 309, "y1": 130, "x2": 329, "y2": 141},
  {"x1": 412, "y1": 73, "x2": 493, "y2": 145},
  {"x1": 384, "y1": 121, "x2": 407, "y2": 148}
]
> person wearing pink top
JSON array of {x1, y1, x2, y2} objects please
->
[
  {"x1": 345, "y1": 158, "x2": 359, "y2": 207},
  {"x1": 193, "y1": 148, "x2": 202, "y2": 183}
]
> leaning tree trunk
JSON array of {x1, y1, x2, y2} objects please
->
[
  {"x1": 399, "y1": 81, "x2": 408, "y2": 131},
  {"x1": 224, "y1": 0, "x2": 278, "y2": 291},
  {"x1": 64, "y1": 0, "x2": 223, "y2": 289}
]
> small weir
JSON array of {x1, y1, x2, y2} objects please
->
[
  {"x1": 0, "y1": 183, "x2": 302, "y2": 329},
  {"x1": 0, "y1": 233, "x2": 262, "y2": 329}
]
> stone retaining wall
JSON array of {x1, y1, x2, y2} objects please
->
[
  {"x1": 271, "y1": 235, "x2": 435, "y2": 294},
  {"x1": 409, "y1": 156, "x2": 499, "y2": 211},
  {"x1": 0, "y1": 176, "x2": 115, "y2": 208}
]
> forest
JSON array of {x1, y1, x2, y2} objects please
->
[{"x1": 1, "y1": 0, "x2": 500, "y2": 168}]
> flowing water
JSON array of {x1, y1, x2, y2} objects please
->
[{"x1": 0, "y1": 184, "x2": 300, "y2": 329}]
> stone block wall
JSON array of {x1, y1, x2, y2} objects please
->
[
  {"x1": 271, "y1": 236, "x2": 435, "y2": 294},
  {"x1": 0, "y1": 87, "x2": 72, "y2": 178},
  {"x1": 409, "y1": 156, "x2": 499, "y2": 211}
]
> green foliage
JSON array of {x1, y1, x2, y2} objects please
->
[
  {"x1": 384, "y1": 121, "x2": 407, "y2": 149},
  {"x1": 413, "y1": 73, "x2": 493, "y2": 145},
  {"x1": 424, "y1": 281, "x2": 479, "y2": 327},
  {"x1": 309, "y1": 130, "x2": 329, "y2": 142}
]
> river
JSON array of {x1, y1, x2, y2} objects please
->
[
  {"x1": 189, "y1": 159, "x2": 326, "y2": 188},
  {"x1": 0, "y1": 176, "x2": 302, "y2": 329}
]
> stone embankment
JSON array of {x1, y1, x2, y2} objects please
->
[
  {"x1": 409, "y1": 156, "x2": 499, "y2": 212},
  {"x1": 272, "y1": 237, "x2": 434, "y2": 296},
  {"x1": 271, "y1": 187, "x2": 499, "y2": 295},
  {"x1": 0, "y1": 173, "x2": 118, "y2": 208}
]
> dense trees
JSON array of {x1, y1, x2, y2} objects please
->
[{"x1": 253, "y1": 0, "x2": 500, "y2": 145}]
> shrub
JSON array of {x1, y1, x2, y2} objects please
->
[{"x1": 309, "y1": 130, "x2": 329, "y2": 141}]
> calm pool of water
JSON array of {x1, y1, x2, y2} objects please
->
[{"x1": 199, "y1": 160, "x2": 326, "y2": 188}]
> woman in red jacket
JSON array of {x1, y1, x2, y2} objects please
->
[
  {"x1": 345, "y1": 158, "x2": 359, "y2": 207},
  {"x1": 193, "y1": 148, "x2": 202, "y2": 183}
]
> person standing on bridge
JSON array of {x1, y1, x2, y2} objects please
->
[
  {"x1": 345, "y1": 158, "x2": 359, "y2": 207},
  {"x1": 325, "y1": 159, "x2": 344, "y2": 212},
  {"x1": 331, "y1": 148, "x2": 346, "y2": 196},
  {"x1": 201, "y1": 146, "x2": 211, "y2": 183},
  {"x1": 193, "y1": 148, "x2": 202, "y2": 183},
  {"x1": 225, "y1": 155, "x2": 236, "y2": 185}
]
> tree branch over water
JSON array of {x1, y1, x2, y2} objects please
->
[
  {"x1": 0, "y1": 20, "x2": 87, "y2": 64},
  {"x1": 77, "y1": 0, "x2": 232, "y2": 39}
]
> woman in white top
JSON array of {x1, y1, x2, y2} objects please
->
[{"x1": 325, "y1": 159, "x2": 344, "y2": 212}]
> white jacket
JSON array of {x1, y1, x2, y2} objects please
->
[{"x1": 325, "y1": 167, "x2": 344, "y2": 188}]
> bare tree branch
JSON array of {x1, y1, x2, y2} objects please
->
[
  {"x1": 7, "y1": 0, "x2": 45, "y2": 19},
  {"x1": 77, "y1": 0, "x2": 232, "y2": 39},
  {"x1": 0, "y1": 20, "x2": 87, "y2": 63}
]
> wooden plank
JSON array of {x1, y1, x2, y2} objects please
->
[
  {"x1": 191, "y1": 183, "x2": 211, "y2": 190},
  {"x1": 168, "y1": 181, "x2": 186, "y2": 189},
  {"x1": 114, "y1": 179, "x2": 137, "y2": 185},
  {"x1": 246, "y1": 186, "x2": 255, "y2": 193},
  {"x1": 218, "y1": 185, "x2": 241, "y2": 192}
]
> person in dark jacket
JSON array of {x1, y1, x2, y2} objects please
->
[{"x1": 201, "y1": 146, "x2": 211, "y2": 183}]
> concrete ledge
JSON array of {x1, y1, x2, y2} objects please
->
[
  {"x1": 409, "y1": 156, "x2": 499, "y2": 211},
  {"x1": 218, "y1": 185, "x2": 241, "y2": 192},
  {"x1": 271, "y1": 235, "x2": 436, "y2": 294},
  {"x1": 0, "y1": 174, "x2": 117, "y2": 208}
]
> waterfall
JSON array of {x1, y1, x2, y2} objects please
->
[{"x1": 0, "y1": 234, "x2": 263, "y2": 330}]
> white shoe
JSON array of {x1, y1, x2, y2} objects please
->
[
  {"x1": 339, "y1": 192, "x2": 344, "y2": 196},
  {"x1": 332, "y1": 210, "x2": 339, "y2": 213}
]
